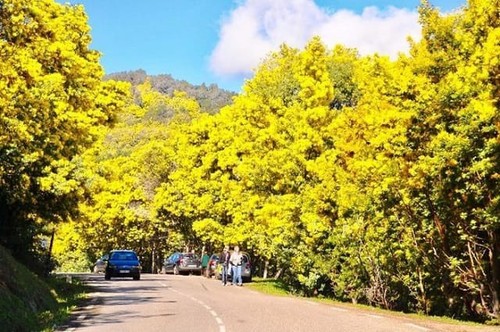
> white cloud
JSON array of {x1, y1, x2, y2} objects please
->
[
  {"x1": 314, "y1": 6, "x2": 419, "y2": 59},
  {"x1": 209, "y1": 0, "x2": 419, "y2": 77}
]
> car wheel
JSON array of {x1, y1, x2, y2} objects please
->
[
  {"x1": 173, "y1": 265, "x2": 179, "y2": 275},
  {"x1": 133, "y1": 274, "x2": 140, "y2": 280},
  {"x1": 105, "y1": 273, "x2": 111, "y2": 280}
]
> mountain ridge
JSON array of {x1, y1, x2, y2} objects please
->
[{"x1": 105, "y1": 69, "x2": 237, "y2": 114}]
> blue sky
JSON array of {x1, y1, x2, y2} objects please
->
[{"x1": 63, "y1": 0, "x2": 466, "y2": 92}]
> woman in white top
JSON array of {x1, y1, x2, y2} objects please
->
[{"x1": 229, "y1": 246, "x2": 243, "y2": 286}]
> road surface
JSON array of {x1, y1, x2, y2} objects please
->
[{"x1": 57, "y1": 273, "x2": 497, "y2": 332}]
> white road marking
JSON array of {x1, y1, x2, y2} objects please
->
[
  {"x1": 405, "y1": 323, "x2": 430, "y2": 331},
  {"x1": 161, "y1": 282, "x2": 226, "y2": 332},
  {"x1": 331, "y1": 307, "x2": 348, "y2": 312},
  {"x1": 364, "y1": 314, "x2": 383, "y2": 319}
]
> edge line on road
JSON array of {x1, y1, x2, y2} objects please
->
[
  {"x1": 331, "y1": 307, "x2": 348, "y2": 312},
  {"x1": 405, "y1": 323, "x2": 430, "y2": 331},
  {"x1": 306, "y1": 301, "x2": 319, "y2": 306},
  {"x1": 364, "y1": 314, "x2": 383, "y2": 319}
]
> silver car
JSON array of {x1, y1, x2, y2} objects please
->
[
  {"x1": 162, "y1": 252, "x2": 202, "y2": 275},
  {"x1": 93, "y1": 255, "x2": 108, "y2": 273}
]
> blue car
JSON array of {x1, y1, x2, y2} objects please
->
[{"x1": 104, "y1": 250, "x2": 141, "y2": 280}]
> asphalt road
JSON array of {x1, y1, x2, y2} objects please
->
[{"x1": 58, "y1": 273, "x2": 497, "y2": 332}]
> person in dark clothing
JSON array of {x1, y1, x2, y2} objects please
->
[{"x1": 219, "y1": 246, "x2": 230, "y2": 286}]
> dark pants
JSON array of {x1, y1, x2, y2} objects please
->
[{"x1": 222, "y1": 264, "x2": 229, "y2": 284}]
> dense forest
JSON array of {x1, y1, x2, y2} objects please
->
[
  {"x1": 0, "y1": 0, "x2": 499, "y2": 323},
  {"x1": 105, "y1": 69, "x2": 236, "y2": 114}
]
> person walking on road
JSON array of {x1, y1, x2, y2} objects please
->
[
  {"x1": 220, "y1": 246, "x2": 230, "y2": 286},
  {"x1": 230, "y1": 246, "x2": 243, "y2": 286}
]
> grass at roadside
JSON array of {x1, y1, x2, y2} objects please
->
[
  {"x1": 39, "y1": 276, "x2": 90, "y2": 331},
  {"x1": 245, "y1": 277, "x2": 291, "y2": 296},
  {"x1": 246, "y1": 277, "x2": 498, "y2": 330},
  {"x1": 0, "y1": 245, "x2": 90, "y2": 331}
]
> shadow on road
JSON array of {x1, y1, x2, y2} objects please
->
[{"x1": 56, "y1": 273, "x2": 177, "y2": 331}]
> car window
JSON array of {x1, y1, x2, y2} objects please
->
[
  {"x1": 126, "y1": 253, "x2": 138, "y2": 260},
  {"x1": 110, "y1": 252, "x2": 138, "y2": 260}
]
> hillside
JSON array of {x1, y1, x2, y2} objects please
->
[
  {"x1": 105, "y1": 69, "x2": 236, "y2": 114},
  {"x1": 0, "y1": 245, "x2": 85, "y2": 331},
  {"x1": 0, "y1": 245, "x2": 56, "y2": 329}
]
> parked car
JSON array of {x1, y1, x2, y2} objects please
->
[
  {"x1": 162, "y1": 252, "x2": 202, "y2": 275},
  {"x1": 206, "y1": 254, "x2": 219, "y2": 278},
  {"x1": 93, "y1": 254, "x2": 108, "y2": 273},
  {"x1": 104, "y1": 249, "x2": 141, "y2": 280},
  {"x1": 216, "y1": 251, "x2": 252, "y2": 282}
]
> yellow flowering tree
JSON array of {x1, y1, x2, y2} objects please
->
[{"x1": 0, "y1": 0, "x2": 129, "y2": 271}]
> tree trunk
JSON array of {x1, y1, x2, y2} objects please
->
[
  {"x1": 417, "y1": 266, "x2": 429, "y2": 314},
  {"x1": 45, "y1": 230, "x2": 55, "y2": 276},
  {"x1": 274, "y1": 267, "x2": 283, "y2": 279},
  {"x1": 488, "y1": 229, "x2": 500, "y2": 318},
  {"x1": 151, "y1": 244, "x2": 156, "y2": 274}
]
